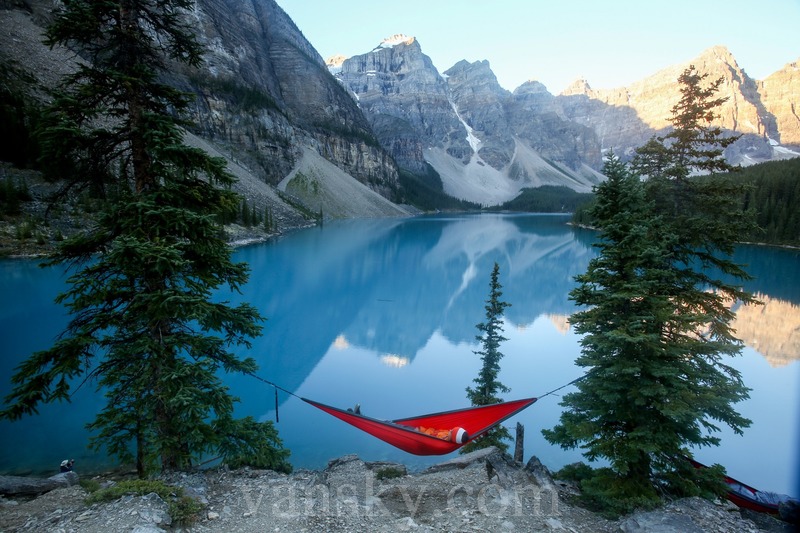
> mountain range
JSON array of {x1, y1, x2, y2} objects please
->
[
  {"x1": 329, "y1": 37, "x2": 799, "y2": 205},
  {"x1": 1, "y1": 0, "x2": 798, "y2": 222}
]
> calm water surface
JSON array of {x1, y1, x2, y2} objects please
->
[{"x1": 1, "y1": 214, "x2": 798, "y2": 497}]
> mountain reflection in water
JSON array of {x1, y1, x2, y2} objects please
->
[
  {"x1": 0, "y1": 214, "x2": 797, "y2": 498},
  {"x1": 733, "y1": 294, "x2": 800, "y2": 367}
]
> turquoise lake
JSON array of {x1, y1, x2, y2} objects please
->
[{"x1": 1, "y1": 213, "x2": 798, "y2": 497}]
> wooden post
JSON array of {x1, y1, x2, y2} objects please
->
[{"x1": 514, "y1": 422, "x2": 524, "y2": 464}]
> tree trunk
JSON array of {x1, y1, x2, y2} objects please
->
[
  {"x1": 514, "y1": 422, "x2": 524, "y2": 464},
  {"x1": 136, "y1": 417, "x2": 145, "y2": 478}
]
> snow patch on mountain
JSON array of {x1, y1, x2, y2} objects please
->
[
  {"x1": 325, "y1": 54, "x2": 346, "y2": 74},
  {"x1": 377, "y1": 34, "x2": 415, "y2": 48},
  {"x1": 450, "y1": 102, "x2": 481, "y2": 155}
]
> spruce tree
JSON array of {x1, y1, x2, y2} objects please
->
[
  {"x1": 657, "y1": 66, "x2": 740, "y2": 178},
  {"x1": 462, "y1": 262, "x2": 512, "y2": 454},
  {"x1": 545, "y1": 67, "x2": 756, "y2": 514},
  {"x1": 0, "y1": 0, "x2": 290, "y2": 476},
  {"x1": 545, "y1": 153, "x2": 690, "y2": 510}
]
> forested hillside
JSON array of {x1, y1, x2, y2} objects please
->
[
  {"x1": 570, "y1": 158, "x2": 800, "y2": 247},
  {"x1": 731, "y1": 158, "x2": 800, "y2": 246},
  {"x1": 499, "y1": 185, "x2": 594, "y2": 213}
]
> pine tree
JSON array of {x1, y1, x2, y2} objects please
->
[
  {"x1": 544, "y1": 67, "x2": 756, "y2": 514},
  {"x1": 633, "y1": 65, "x2": 748, "y2": 251},
  {"x1": 659, "y1": 66, "x2": 740, "y2": 178},
  {"x1": 462, "y1": 262, "x2": 512, "y2": 454},
  {"x1": 0, "y1": 0, "x2": 291, "y2": 476},
  {"x1": 241, "y1": 198, "x2": 251, "y2": 226}
]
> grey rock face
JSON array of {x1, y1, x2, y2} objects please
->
[
  {"x1": 445, "y1": 59, "x2": 514, "y2": 169},
  {"x1": 1, "y1": 0, "x2": 403, "y2": 223},
  {"x1": 337, "y1": 36, "x2": 470, "y2": 170},
  {"x1": 186, "y1": 0, "x2": 400, "y2": 194},
  {"x1": 334, "y1": 37, "x2": 603, "y2": 202}
]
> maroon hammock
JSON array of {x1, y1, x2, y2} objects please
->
[{"x1": 303, "y1": 397, "x2": 538, "y2": 455}]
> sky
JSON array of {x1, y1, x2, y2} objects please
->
[{"x1": 274, "y1": 0, "x2": 800, "y2": 94}]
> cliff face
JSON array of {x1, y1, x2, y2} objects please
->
[
  {"x1": 758, "y1": 59, "x2": 800, "y2": 149},
  {"x1": 336, "y1": 35, "x2": 466, "y2": 174},
  {"x1": 0, "y1": 0, "x2": 405, "y2": 226},
  {"x1": 186, "y1": 0, "x2": 400, "y2": 197},
  {"x1": 444, "y1": 59, "x2": 514, "y2": 169},
  {"x1": 506, "y1": 80, "x2": 602, "y2": 172}
]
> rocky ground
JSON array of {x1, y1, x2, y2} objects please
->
[{"x1": 0, "y1": 448, "x2": 793, "y2": 533}]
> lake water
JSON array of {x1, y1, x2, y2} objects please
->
[{"x1": 1, "y1": 214, "x2": 798, "y2": 497}]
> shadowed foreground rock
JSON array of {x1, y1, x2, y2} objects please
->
[
  {"x1": 0, "y1": 449, "x2": 791, "y2": 532},
  {"x1": 0, "y1": 472, "x2": 79, "y2": 497}
]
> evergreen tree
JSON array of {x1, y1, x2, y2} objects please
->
[
  {"x1": 544, "y1": 153, "x2": 692, "y2": 511},
  {"x1": 241, "y1": 198, "x2": 251, "y2": 226},
  {"x1": 0, "y1": 0, "x2": 290, "y2": 476},
  {"x1": 0, "y1": 60, "x2": 40, "y2": 168},
  {"x1": 658, "y1": 66, "x2": 740, "y2": 178},
  {"x1": 462, "y1": 262, "x2": 512, "y2": 454},
  {"x1": 628, "y1": 136, "x2": 672, "y2": 179},
  {"x1": 545, "y1": 67, "x2": 756, "y2": 514}
]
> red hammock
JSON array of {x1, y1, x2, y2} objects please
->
[{"x1": 303, "y1": 397, "x2": 538, "y2": 455}]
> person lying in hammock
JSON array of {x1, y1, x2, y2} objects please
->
[
  {"x1": 342, "y1": 402, "x2": 468, "y2": 444},
  {"x1": 415, "y1": 426, "x2": 469, "y2": 444}
]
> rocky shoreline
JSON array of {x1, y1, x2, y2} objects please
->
[{"x1": 0, "y1": 448, "x2": 792, "y2": 532}]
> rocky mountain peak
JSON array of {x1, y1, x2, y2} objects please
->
[
  {"x1": 513, "y1": 80, "x2": 551, "y2": 96},
  {"x1": 446, "y1": 59, "x2": 490, "y2": 74},
  {"x1": 376, "y1": 33, "x2": 416, "y2": 49},
  {"x1": 695, "y1": 44, "x2": 737, "y2": 65},
  {"x1": 332, "y1": 33, "x2": 458, "y2": 175},
  {"x1": 332, "y1": 35, "x2": 603, "y2": 203},
  {"x1": 444, "y1": 59, "x2": 513, "y2": 170},
  {"x1": 444, "y1": 60, "x2": 508, "y2": 98},
  {"x1": 554, "y1": 44, "x2": 800, "y2": 165},
  {"x1": 444, "y1": 60, "x2": 505, "y2": 91},
  {"x1": 325, "y1": 54, "x2": 347, "y2": 71},
  {"x1": 559, "y1": 77, "x2": 593, "y2": 97},
  {"x1": 510, "y1": 81, "x2": 558, "y2": 115}
]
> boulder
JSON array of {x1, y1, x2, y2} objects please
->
[
  {"x1": 0, "y1": 471, "x2": 79, "y2": 497},
  {"x1": 524, "y1": 455, "x2": 556, "y2": 490},
  {"x1": 422, "y1": 446, "x2": 499, "y2": 474},
  {"x1": 620, "y1": 497, "x2": 764, "y2": 533}
]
